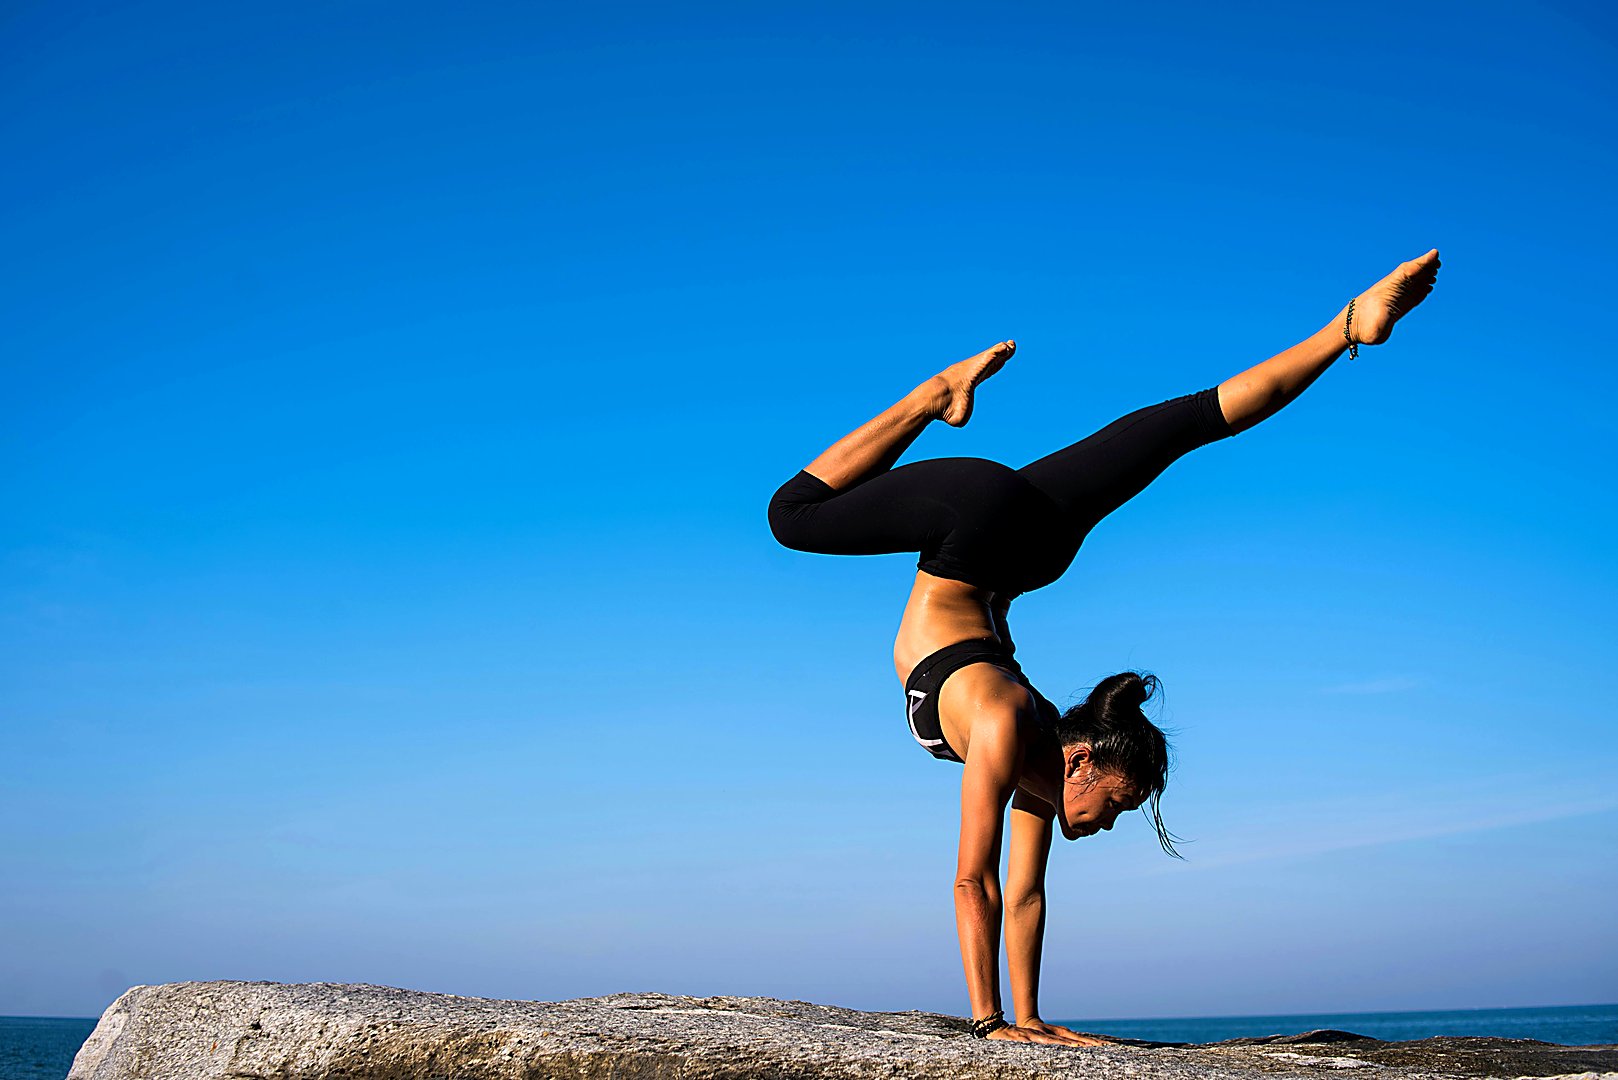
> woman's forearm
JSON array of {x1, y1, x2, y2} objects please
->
[
  {"x1": 1004, "y1": 889, "x2": 1047, "y2": 1023},
  {"x1": 953, "y1": 879, "x2": 1004, "y2": 1020}
]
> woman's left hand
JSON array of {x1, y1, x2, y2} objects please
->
[{"x1": 1016, "y1": 1019, "x2": 1116, "y2": 1047}]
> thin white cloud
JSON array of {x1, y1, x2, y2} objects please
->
[{"x1": 1129, "y1": 777, "x2": 1618, "y2": 876}]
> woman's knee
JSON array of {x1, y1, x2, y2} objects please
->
[{"x1": 768, "y1": 471, "x2": 834, "y2": 550}]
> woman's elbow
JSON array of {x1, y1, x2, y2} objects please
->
[
  {"x1": 954, "y1": 876, "x2": 1002, "y2": 905},
  {"x1": 1004, "y1": 885, "x2": 1045, "y2": 912}
]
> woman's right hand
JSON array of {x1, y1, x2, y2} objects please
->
[{"x1": 986, "y1": 1022, "x2": 1116, "y2": 1047}]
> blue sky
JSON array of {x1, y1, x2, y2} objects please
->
[{"x1": 3, "y1": 1, "x2": 1615, "y2": 1021}]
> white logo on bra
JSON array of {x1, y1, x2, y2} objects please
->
[{"x1": 907, "y1": 689, "x2": 944, "y2": 748}]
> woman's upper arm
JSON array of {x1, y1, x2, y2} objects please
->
[
  {"x1": 1008, "y1": 788, "x2": 1054, "y2": 895},
  {"x1": 955, "y1": 708, "x2": 1025, "y2": 887}
]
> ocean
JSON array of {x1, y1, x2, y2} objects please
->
[
  {"x1": 1056, "y1": 1002, "x2": 1618, "y2": 1046},
  {"x1": 3, "y1": 1003, "x2": 1614, "y2": 1079},
  {"x1": 0, "y1": 1018, "x2": 97, "y2": 1080}
]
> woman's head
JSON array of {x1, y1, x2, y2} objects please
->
[{"x1": 1052, "y1": 671, "x2": 1179, "y2": 857}]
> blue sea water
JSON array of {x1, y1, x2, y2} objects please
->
[
  {"x1": 4, "y1": 1004, "x2": 1614, "y2": 1078},
  {"x1": 0, "y1": 1018, "x2": 96, "y2": 1080},
  {"x1": 1056, "y1": 1003, "x2": 1618, "y2": 1046}
]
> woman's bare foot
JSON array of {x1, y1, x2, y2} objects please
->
[
  {"x1": 929, "y1": 340, "x2": 1016, "y2": 427},
  {"x1": 1351, "y1": 249, "x2": 1442, "y2": 346}
]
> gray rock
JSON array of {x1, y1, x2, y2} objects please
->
[{"x1": 66, "y1": 981, "x2": 1618, "y2": 1080}]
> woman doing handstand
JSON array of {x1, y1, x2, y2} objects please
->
[{"x1": 767, "y1": 250, "x2": 1442, "y2": 1047}]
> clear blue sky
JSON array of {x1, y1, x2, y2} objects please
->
[{"x1": 3, "y1": 1, "x2": 1615, "y2": 1021}]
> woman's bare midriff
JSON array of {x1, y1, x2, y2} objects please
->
[
  {"x1": 893, "y1": 570, "x2": 1004, "y2": 682},
  {"x1": 894, "y1": 570, "x2": 1044, "y2": 770}
]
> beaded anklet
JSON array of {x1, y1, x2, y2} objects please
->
[
  {"x1": 1344, "y1": 298, "x2": 1360, "y2": 360},
  {"x1": 971, "y1": 1010, "x2": 1009, "y2": 1038}
]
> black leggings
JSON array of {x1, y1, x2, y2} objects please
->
[{"x1": 768, "y1": 386, "x2": 1235, "y2": 597}]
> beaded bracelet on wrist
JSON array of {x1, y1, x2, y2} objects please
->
[{"x1": 971, "y1": 1010, "x2": 1009, "y2": 1038}]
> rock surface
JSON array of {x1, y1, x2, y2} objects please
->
[{"x1": 68, "y1": 981, "x2": 1618, "y2": 1080}]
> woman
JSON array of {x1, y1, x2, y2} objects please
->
[{"x1": 767, "y1": 250, "x2": 1442, "y2": 1047}]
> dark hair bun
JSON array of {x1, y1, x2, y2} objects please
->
[{"x1": 1094, "y1": 670, "x2": 1158, "y2": 712}]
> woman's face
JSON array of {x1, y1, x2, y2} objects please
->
[{"x1": 1060, "y1": 751, "x2": 1144, "y2": 840}]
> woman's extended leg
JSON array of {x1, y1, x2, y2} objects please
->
[
  {"x1": 1017, "y1": 250, "x2": 1443, "y2": 527},
  {"x1": 1217, "y1": 249, "x2": 1441, "y2": 433},
  {"x1": 801, "y1": 340, "x2": 1015, "y2": 490}
]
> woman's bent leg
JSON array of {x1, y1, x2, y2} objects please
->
[
  {"x1": 799, "y1": 383, "x2": 944, "y2": 492},
  {"x1": 799, "y1": 340, "x2": 1015, "y2": 490},
  {"x1": 768, "y1": 459, "x2": 956, "y2": 557},
  {"x1": 769, "y1": 341, "x2": 1016, "y2": 555}
]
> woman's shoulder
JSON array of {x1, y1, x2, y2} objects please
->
[{"x1": 937, "y1": 660, "x2": 1043, "y2": 722}]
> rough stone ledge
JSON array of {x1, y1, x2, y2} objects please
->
[{"x1": 66, "y1": 981, "x2": 1618, "y2": 1080}]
